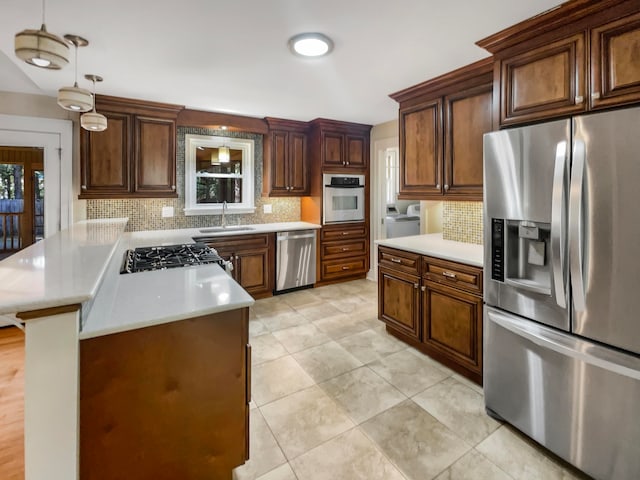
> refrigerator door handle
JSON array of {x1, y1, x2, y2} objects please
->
[
  {"x1": 569, "y1": 139, "x2": 587, "y2": 312},
  {"x1": 551, "y1": 141, "x2": 568, "y2": 308}
]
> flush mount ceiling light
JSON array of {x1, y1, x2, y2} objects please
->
[
  {"x1": 81, "y1": 74, "x2": 108, "y2": 132},
  {"x1": 14, "y1": 0, "x2": 69, "y2": 69},
  {"x1": 288, "y1": 33, "x2": 333, "y2": 57},
  {"x1": 57, "y1": 35, "x2": 92, "y2": 112}
]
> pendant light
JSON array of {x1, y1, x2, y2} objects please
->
[
  {"x1": 14, "y1": 0, "x2": 69, "y2": 69},
  {"x1": 57, "y1": 35, "x2": 92, "y2": 112},
  {"x1": 218, "y1": 146, "x2": 230, "y2": 163},
  {"x1": 81, "y1": 75, "x2": 108, "y2": 132}
]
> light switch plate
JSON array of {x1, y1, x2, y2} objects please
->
[
  {"x1": 161, "y1": 206, "x2": 174, "y2": 218},
  {"x1": 263, "y1": 204, "x2": 273, "y2": 214}
]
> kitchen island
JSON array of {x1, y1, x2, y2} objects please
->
[{"x1": 0, "y1": 219, "x2": 312, "y2": 480}]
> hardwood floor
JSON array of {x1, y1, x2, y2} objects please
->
[{"x1": 0, "y1": 326, "x2": 24, "y2": 480}]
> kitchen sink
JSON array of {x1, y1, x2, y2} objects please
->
[{"x1": 198, "y1": 226, "x2": 255, "y2": 233}]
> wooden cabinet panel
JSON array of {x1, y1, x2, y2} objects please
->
[
  {"x1": 378, "y1": 246, "x2": 421, "y2": 275},
  {"x1": 81, "y1": 112, "x2": 130, "y2": 195},
  {"x1": 321, "y1": 256, "x2": 367, "y2": 280},
  {"x1": 323, "y1": 133, "x2": 344, "y2": 167},
  {"x1": 264, "y1": 119, "x2": 309, "y2": 196},
  {"x1": 270, "y1": 131, "x2": 289, "y2": 194},
  {"x1": 378, "y1": 267, "x2": 421, "y2": 340},
  {"x1": 399, "y1": 100, "x2": 442, "y2": 197},
  {"x1": 134, "y1": 117, "x2": 176, "y2": 195},
  {"x1": 346, "y1": 135, "x2": 366, "y2": 168},
  {"x1": 321, "y1": 239, "x2": 367, "y2": 259},
  {"x1": 423, "y1": 256, "x2": 482, "y2": 295},
  {"x1": 319, "y1": 222, "x2": 369, "y2": 285},
  {"x1": 289, "y1": 132, "x2": 308, "y2": 194},
  {"x1": 237, "y1": 250, "x2": 270, "y2": 293},
  {"x1": 422, "y1": 281, "x2": 482, "y2": 377},
  {"x1": 591, "y1": 12, "x2": 640, "y2": 109},
  {"x1": 501, "y1": 33, "x2": 587, "y2": 125},
  {"x1": 321, "y1": 223, "x2": 367, "y2": 241},
  {"x1": 444, "y1": 84, "x2": 492, "y2": 198}
]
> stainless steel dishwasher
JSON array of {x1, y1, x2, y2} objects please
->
[{"x1": 276, "y1": 229, "x2": 316, "y2": 292}]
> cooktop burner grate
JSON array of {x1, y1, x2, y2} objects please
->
[{"x1": 120, "y1": 243, "x2": 224, "y2": 274}]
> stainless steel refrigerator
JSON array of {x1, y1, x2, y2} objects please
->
[{"x1": 483, "y1": 106, "x2": 640, "y2": 480}]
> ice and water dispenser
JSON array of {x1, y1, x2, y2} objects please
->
[{"x1": 491, "y1": 218, "x2": 552, "y2": 296}]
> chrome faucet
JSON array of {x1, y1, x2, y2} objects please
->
[{"x1": 221, "y1": 200, "x2": 228, "y2": 229}]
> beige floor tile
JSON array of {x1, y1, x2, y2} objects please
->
[
  {"x1": 476, "y1": 426, "x2": 589, "y2": 480},
  {"x1": 295, "y1": 302, "x2": 343, "y2": 321},
  {"x1": 312, "y1": 312, "x2": 371, "y2": 340},
  {"x1": 413, "y1": 377, "x2": 500, "y2": 446},
  {"x1": 336, "y1": 328, "x2": 407, "y2": 364},
  {"x1": 250, "y1": 319, "x2": 270, "y2": 338},
  {"x1": 349, "y1": 303, "x2": 380, "y2": 323},
  {"x1": 251, "y1": 333, "x2": 289, "y2": 365},
  {"x1": 311, "y1": 284, "x2": 345, "y2": 300},
  {"x1": 282, "y1": 289, "x2": 323, "y2": 308},
  {"x1": 405, "y1": 347, "x2": 458, "y2": 376},
  {"x1": 290, "y1": 428, "x2": 405, "y2": 480},
  {"x1": 328, "y1": 294, "x2": 374, "y2": 314},
  {"x1": 252, "y1": 356, "x2": 315, "y2": 406},
  {"x1": 260, "y1": 385, "x2": 354, "y2": 460},
  {"x1": 368, "y1": 349, "x2": 451, "y2": 396},
  {"x1": 292, "y1": 341, "x2": 363, "y2": 383},
  {"x1": 254, "y1": 298, "x2": 296, "y2": 318},
  {"x1": 272, "y1": 323, "x2": 331, "y2": 354},
  {"x1": 434, "y1": 449, "x2": 513, "y2": 480},
  {"x1": 260, "y1": 310, "x2": 309, "y2": 332},
  {"x1": 256, "y1": 463, "x2": 297, "y2": 480},
  {"x1": 361, "y1": 400, "x2": 470, "y2": 480},
  {"x1": 451, "y1": 373, "x2": 484, "y2": 395},
  {"x1": 320, "y1": 366, "x2": 406, "y2": 424},
  {"x1": 233, "y1": 409, "x2": 287, "y2": 480}
]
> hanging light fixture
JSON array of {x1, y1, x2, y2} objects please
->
[
  {"x1": 81, "y1": 75, "x2": 108, "y2": 132},
  {"x1": 57, "y1": 35, "x2": 92, "y2": 112},
  {"x1": 14, "y1": 0, "x2": 69, "y2": 69},
  {"x1": 218, "y1": 146, "x2": 230, "y2": 163}
]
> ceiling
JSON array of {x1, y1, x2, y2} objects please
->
[{"x1": 0, "y1": 0, "x2": 563, "y2": 125}]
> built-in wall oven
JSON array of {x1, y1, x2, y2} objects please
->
[{"x1": 323, "y1": 174, "x2": 365, "y2": 224}]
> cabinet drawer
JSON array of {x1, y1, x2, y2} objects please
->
[
  {"x1": 378, "y1": 246, "x2": 421, "y2": 275},
  {"x1": 423, "y1": 256, "x2": 482, "y2": 295},
  {"x1": 321, "y1": 256, "x2": 367, "y2": 280},
  {"x1": 201, "y1": 233, "x2": 272, "y2": 252},
  {"x1": 321, "y1": 224, "x2": 367, "y2": 241},
  {"x1": 322, "y1": 239, "x2": 367, "y2": 259}
]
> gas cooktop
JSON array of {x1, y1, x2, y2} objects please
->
[{"x1": 120, "y1": 243, "x2": 224, "y2": 274}]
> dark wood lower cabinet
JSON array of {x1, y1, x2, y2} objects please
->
[
  {"x1": 378, "y1": 246, "x2": 483, "y2": 385},
  {"x1": 79, "y1": 308, "x2": 250, "y2": 480}
]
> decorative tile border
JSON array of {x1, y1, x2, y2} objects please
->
[
  {"x1": 86, "y1": 127, "x2": 300, "y2": 231},
  {"x1": 442, "y1": 201, "x2": 483, "y2": 245}
]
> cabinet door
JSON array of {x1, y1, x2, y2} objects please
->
[
  {"x1": 444, "y1": 83, "x2": 492, "y2": 199},
  {"x1": 80, "y1": 112, "x2": 131, "y2": 197},
  {"x1": 378, "y1": 267, "x2": 421, "y2": 340},
  {"x1": 500, "y1": 33, "x2": 587, "y2": 125},
  {"x1": 422, "y1": 281, "x2": 482, "y2": 377},
  {"x1": 399, "y1": 99, "x2": 442, "y2": 198},
  {"x1": 288, "y1": 132, "x2": 309, "y2": 194},
  {"x1": 236, "y1": 248, "x2": 272, "y2": 298},
  {"x1": 134, "y1": 116, "x2": 176, "y2": 196},
  {"x1": 322, "y1": 132, "x2": 344, "y2": 167},
  {"x1": 269, "y1": 130, "x2": 289, "y2": 195},
  {"x1": 590, "y1": 12, "x2": 640, "y2": 109},
  {"x1": 345, "y1": 134, "x2": 367, "y2": 169}
]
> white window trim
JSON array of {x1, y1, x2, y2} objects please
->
[{"x1": 184, "y1": 134, "x2": 256, "y2": 216}]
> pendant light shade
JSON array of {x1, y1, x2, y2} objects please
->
[
  {"x1": 81, "y1": 75, "x2": 108, "y2": 132},
  {"x1": 218, "y1": 146, "x2": 230, "y2": 163},
  {"x1": 57, "y1": 35, "x2": 92, "y2": 112},
  {"x1": 14, "y1": 0, "x2": 69, "y2": 69}
]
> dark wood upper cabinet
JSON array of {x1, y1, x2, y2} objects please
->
[
  {"x1": 499, "y1": 33, "x2": 587, "y2": 125},
  {"x1": 309, "y1": 119, "x2": 371, "y2": 171},
  {"x1": 590, "y1": 11, "x2": 640, "y2": 109},
  {"x1": 391, "y1": 57, "x2": 493, "y2": 201},
  {"x1": 263, "y1": 118, "x2": 309, "y2": 196},
  {"x1": 79, "y1": 95, "x2": 182, "y2": 199},
  {"x1": 477, "y1": 0, "x2": 640, "y2": 126}
]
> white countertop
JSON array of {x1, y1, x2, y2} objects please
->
[
  {"x1": 375, "y1": 233, "x2": 483, "y2": 267},
  {"x1": 0, "y1": 218, "x2": 128, "y2": 315}
]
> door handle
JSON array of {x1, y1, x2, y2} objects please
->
[
  {"x1": 390, "y1": 258, "x2": 402, "y2": 264},
  {"x1": 551, "y1": 141, "x2": 568, "y2": 308},
  {"x1": 569, "y1": 139, "x2": 587, "y2": 312},
  {"x1": 442, "y1": 271, "x2": 457, "y2": 279}
]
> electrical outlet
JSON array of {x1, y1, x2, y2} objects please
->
[
  {"x1": 263, "y1": 204, "x2": 273, "y2": 214},
  {"x1": 161, "y1": 206, "x2": 174, "y2": 218}
]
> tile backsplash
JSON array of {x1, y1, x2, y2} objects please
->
[
  {"x1": 442, "y1": 201, "x2": 483, "y2": 245},
  {"x1": 86, "y1": 126, "x2": 300, "y2": 231}
]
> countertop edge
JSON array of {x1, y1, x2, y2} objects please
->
[{"x1": 375, "y1": 234, "x2": 484, "y2": 268}]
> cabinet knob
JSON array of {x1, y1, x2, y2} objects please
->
[
  {"x1": 81, "y1": 185, "x2": 87, "y2": 190},
  {"x1": 436, "y1": 184, "x2": 440, "y2": 190},
  {"x1": 342, "y1": 247, "x2": 349, "y2": 251},
  {"x1": 592, "y1": 92, "x2": 601, "y2": 100},
  {"x1": 421, "y1": 286, "x2": 426, "y2": 292},
  {"x1": 414, "y1": 283, "x2": 419, "y2": 289},
  {"x1": 342, "y1": 232, "x2": 348, "y2": 235},
  {"x1": 346, "y1": 161, "x2": 350, "y2": 165},
  {"x1": 342, "y1": 266, "x2": 350, "y2": 270},
  {"x1": 171, "y1": 185, "x2": 176, "y2": 190},
  {"x1": 575, "y1": 95, "x2": 584, "y2": 104},
  {"x1": 390, "y1": 258, "x2": 402, "y2": 264},
  {"x1": 444, "y1": 184, "x2": 449, "y2": 191},
  {"x1": 442, "y1": 271, "x2": 457, "y2": 279}
]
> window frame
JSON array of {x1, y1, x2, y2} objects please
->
[{"x1": 184, "y1": 134, "x2": 255, "y2": 215}]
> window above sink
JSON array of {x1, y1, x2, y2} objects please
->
[{"x1": 184, "y1": 134, "x2": 256, "y2": 216}]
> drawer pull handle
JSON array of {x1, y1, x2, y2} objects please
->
[
  {"x1": 342, "y1": 232, "x2": 349, "y2": 235},
  {"x1": 421, "y1": 286, "x2": 426, "y2": 292},
  {"x1": 414, "y1": 283, "x2": 419, "y2": 289},
  {"x1": 342, "y1": 266, "x2": 350, "y2": 270},
  {"x1": 342, "y1": 247, "x2": 349, "y2": 251},
  {"x1": 390, "y1": 258, "x2": 402, "y2": 264},
  {"x1": 442, "y1": 271, "x2": 457, "y2": 279}
]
